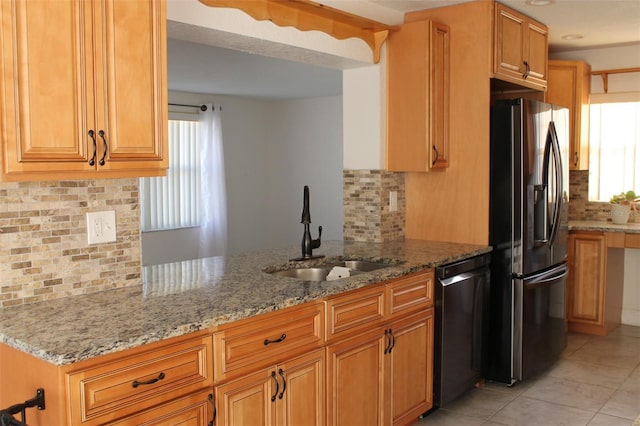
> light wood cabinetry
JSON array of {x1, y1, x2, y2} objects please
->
[
  {"x1": 214, "y1": 348, "x2": 325, "y2": 426},
  {"x1": 493, "y1": 2, "x2": 548, "y2": 90},
  {"x1": 326, "y1": 270, "x2": 435, "y2": 426},
  {"x1": 0, "y1": 0, "x2": 168, "y2": 182},
  {"x1": 1, "y1": 270, "x2": 438, "y2": 425},
  {"x1": 212, "y1": 302, "x2": 325, "y2": 426},
  {"x1": 66, "y1": 333, "x2": 214, "y2": 425},
  {"x1": 387, "y1": 20, "x2": 450, "y2": 172},
  {"x1": 0, "y1": 331, "x2": 214, "y2": 425},
  {"x1": 547, "y1": 60, "x2": 591, "y2": 170},
  {"x1": 567, "y1": 232, "x2": 624, "y2": 336},
  {"x1": 108, "y1": 389, "x2": 213, "y2": 426}
]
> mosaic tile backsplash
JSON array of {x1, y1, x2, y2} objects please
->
[
  {"x1": 0, "y1": 179, "x2": 141, "y2": 307},
  {"x1": 343, "y1": 169, "x2": 405, "y2": 242},
  {"x1": 569, "y1": 170, "x2": 638, "y2": 222}
]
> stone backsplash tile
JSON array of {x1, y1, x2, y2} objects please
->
[
  {"x1": 343, "y1": 170, "x2": 405, "y2": 242},
  {"x1": 0, "y1": 179, "x2": 141, "y2": 307},
  {"x1": 569, "y1": 169, "x2": 638, "y2": 222}
]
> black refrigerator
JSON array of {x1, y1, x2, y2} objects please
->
[{"x1": 488, "y1": 98, "x2": 569, "y2": 385}]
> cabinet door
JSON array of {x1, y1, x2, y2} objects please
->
[
  {"x1": 327, "y1": 329, "x2": 387, "y2": 426},
  {"x1": 387, "y1": 20, "x2": 450, "y2": 172},
  {"x1": 0, "y1": 0, "x2": 96, "y2": 176},
  {"x1": 567, "y1": 233, "x2": 605, "y2": 325},
  {"x1": 493, "y1": 3, "x2": 547, "y2": 90},
  {"x1": 494, "y1": 4, "x2": 526, "y2": 80},
  {"x1": 429, "y1": 22, "x2": 450, "y2": 169},
  {"x1": 277, "y1": 349, "x2": 325, "y2": 426},
  {"x1": 524, "y1": 20, "x2": 548, "y2": 87},
  {"x1": 388, "y1": 311, "x2": 434, "y2": 426},
  {"x1": 547, "y1": 60, "x2": 591, "y2": 170},
  {"x1": 96, "y1": 0, "x2": 168, "y2": 172},
  {"x1": 214, "y1": 369, "x2": 276, "y2": 426}
]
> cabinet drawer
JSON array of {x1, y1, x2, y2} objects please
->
[
  {"x1": 108, "y1": 389, "x2": 214, "y2": 426},
  {"x1": 66, "y1": 334, "x2": 213, "y2": 425},
  {"x1": 626, "y1": 233, "x2": 640, "y2": 248},
  {"x1": 213, "y1": 302, "x2": 324, "y2": 382},
  {"x1": 387, "y1": 270, "x2": 434, "y2": 317},
  {"x1": 325, "y1": 284, "x2": 386, "y2": 341}
]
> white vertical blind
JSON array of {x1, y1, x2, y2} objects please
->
[{"x1": 140, "y1": 120, "x2": 200, "y2": 231}]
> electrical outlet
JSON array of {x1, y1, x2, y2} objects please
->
[
  {"x1": 389, "y1": 191, "x2": 398, "y2": 212},
  {"x1": 86, "y1": 210, "x2": 117, "y2": 245}
]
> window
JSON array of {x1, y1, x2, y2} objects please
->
[
  {"x1": 140, "y1": 120, "x2": 200, "y2": 231},
  {"x1": 588, "y1": 93, "x2": 640, "y2": 202}
]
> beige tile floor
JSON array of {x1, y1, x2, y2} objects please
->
[{"x1": 418, "y1": 325, "x2": 640, "y2": 426}]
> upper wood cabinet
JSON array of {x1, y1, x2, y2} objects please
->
[
  {"x1": 387, "y1": 20, "x2": 450, "y2": 172},
  {"x1": 0, "y1": 0, "x2": 168, "y2": 182},
  {"x1": 493, "y1": 2, "x2": 548, "y2": 90},
  {"x1": 547, "y1": 60, "x2": 591, "y2": 170}
]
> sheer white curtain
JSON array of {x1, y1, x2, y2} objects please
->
[{"x1": 198, "y1": 104, "x2": 227, "y2": 257}]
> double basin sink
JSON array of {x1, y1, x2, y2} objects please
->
[{"x1": 266, "y1": 259, "x2": 399, "y2": 282}]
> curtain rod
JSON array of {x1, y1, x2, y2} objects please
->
[{"x1": 169, "y1": 103, "x2": 208, "y2": 111}]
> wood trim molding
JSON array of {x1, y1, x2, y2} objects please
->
[
  {"x1": 591, "y1": 67, "x2": 640, "y2": 93},
  {"x1": 197, "y1": 0, "x2": 395, "y2": 63}
]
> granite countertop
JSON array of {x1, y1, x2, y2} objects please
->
[
  {"x1": 0, "y1": 239, "x2": 490, "y2": 366},
  {"x1": 569, "y1": 220, "x2": 640, "y2": 234}
]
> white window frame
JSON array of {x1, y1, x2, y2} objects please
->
[{"x1": 588, "y1": 92, "x2": 640, "y2": 202}]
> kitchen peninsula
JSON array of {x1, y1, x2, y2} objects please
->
[{"x1": 0, "y1": 239, "x2": 490, "y2": 425}]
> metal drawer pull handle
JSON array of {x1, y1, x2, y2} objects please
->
[
  {"x1": 270, "y1": 371, "x2": 279, "y2": 402},
  {"x1": 132, "y1": 372, "x2": 165, "y2": 388},
  {"x1": 264, "y1": 333, "x2": 286, "y2": 346},
  {"x1": 389, "y1": 329, "x2": 396, "y2": 353},
  {"x1": 98, "y1": 130, "x2": 107, "y2": 166},
  {"x1": 523, "y1": 60, "x2": 530, "y2": 79},
  {"x1": 278, "y1": 368, "x2": 287, "y2": 399},
  {"x1": 432, "y1": 145, "x2": 439, "y2": 166},
  {"x1": 208, "y1": 393, "x2": 216, "y2": 425},
  {"x1": 383, "y1": 329, "x2": 391, "y2": 354},
  {"x1": 88, "y1": 130, "x2": 97, "y2": 166}
]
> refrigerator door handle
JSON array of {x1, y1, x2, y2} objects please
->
[
  {"x1": 548, "y1": 121, "x2": 564, "y2": 246},
  {"x1": 523, "y1": 265, "x2": 567, "y2": 290}
]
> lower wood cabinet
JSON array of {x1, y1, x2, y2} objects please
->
[
  {"x1": 213, "y1": 348, "x2": 325, "y2": 426},
  {"x1": 325, "y1": 270, "x2": 435, "y2": 426},
  {"x1": 567, "y1": 231, "x2": 624, "y2": 336},
  {"x1": 0, "y1": 270, "x2": 436, "y2": 426},
  {"x1": 0, "y1": 331, "x2": 214, "y2": 425},
  {"x1": 326, "y1": 311, "x2": 433, "y2": 426}
]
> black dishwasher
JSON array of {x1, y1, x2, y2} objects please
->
[{"x1": 433, "y1": 253, "x2": 491, "y2": 407}]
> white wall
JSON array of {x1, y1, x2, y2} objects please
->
[
  {"x1": 552, "y1": 43, "x2": 640, "y2": 326},
  {"x1": 142, "y1": 92, "x2": 343, "y2": 265}
]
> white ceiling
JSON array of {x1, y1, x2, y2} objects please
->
[{"x1": 168, "y1": 0, "x2": 640, "y2": 100}]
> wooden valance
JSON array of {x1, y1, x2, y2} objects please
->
[
  {"x1": 591, "y1": 67, "x2": 640, "y2": 93},
  {"x1": 198, "y1": 0, "x2": 395, "y2": 63}
]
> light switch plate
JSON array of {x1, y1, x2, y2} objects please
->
[
  {"x1": 389, "y1": 191, "x2": 398, "y2": 212},
  {"x1": 86, "y1": 210, "x2": 117, "y2": 245}
]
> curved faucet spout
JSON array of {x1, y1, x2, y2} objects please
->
[{"x1": 298, "y1": 186, "x2": 323, "y2": 259}]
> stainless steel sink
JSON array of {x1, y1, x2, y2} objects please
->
[{"x1": 268, "y1": 260, "x2": 397, "y2": 281}]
